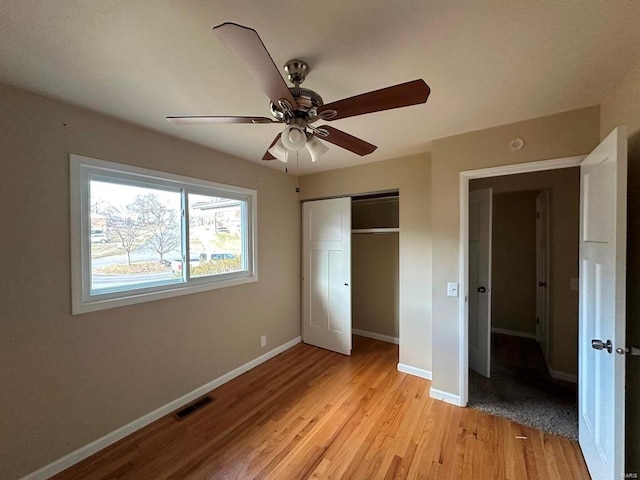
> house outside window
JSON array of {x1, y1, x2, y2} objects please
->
[{"x1": 70, "y1": 154, "x2": 257, "y2": 314}]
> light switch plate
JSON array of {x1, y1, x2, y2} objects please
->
[{"x1": 447, "y1": 282, "x2": 459, "y2": 297}]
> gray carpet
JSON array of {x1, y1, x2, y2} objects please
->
[{"x1": 468, "y1": 334, "x2": 578, "y2": 441}]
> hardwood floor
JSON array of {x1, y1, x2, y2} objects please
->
[{"x1": 52, "y1": 336, "x2": 590, "y2": 479}]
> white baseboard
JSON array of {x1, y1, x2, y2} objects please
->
[
  {"x1": 430, "y1": 387, "x2": 464, "y2": 407},
  {"x1": 541, "y1": 350, "x2": 578, "y2": 384},
  {"x1": 548, "y1": 366, "x2": 577, "y2": 383},
  {"x1": 20, "y1": 336, "x2": 302, "y2": 480},
  {"x1": 397, "y1": 363, "x2": 432, "y2": 380},
  {"x1": 491, "y1": 327, "x2": 536, "y2": 340},
  {"x1": 353, "y1": 328, "x2": 399, "y2": 345}
]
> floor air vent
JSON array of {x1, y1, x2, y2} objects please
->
[{"x1": 173, "y1": 395, "x2": 214, "y2": 420}]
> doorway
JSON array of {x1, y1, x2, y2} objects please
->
[
  {"x1": 351, "y1": 192, "x2": 400, "y2": 346},
  {"x1": 466, "y1": 172, "x2": 580, "y2": 439},
  {"x1": 459, "y1": 156, "x2": 584, "y2": 402}
]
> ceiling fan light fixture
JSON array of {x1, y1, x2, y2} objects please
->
[
  {"x1": 268, "y1": 138, "x2": 288, "y2": 163},
  {"x1": 281, "y1": 125, "x2": 307, "y2": 151},
  {"x1": 306, "y1": 135, "x2": 329, "y2": 162}
]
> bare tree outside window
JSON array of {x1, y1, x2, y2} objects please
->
[
  {"x1": 129, "y1": 193, "x2": 181, "y2": 262},
  {"x1": 102, "y1": 205, "x2": 146, "y2": 266}
]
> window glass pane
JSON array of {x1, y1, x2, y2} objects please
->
[
  {"x1": 89, "y1": 180, "x2": 182, "y2": 293},
  {"x1": 188, "y1": 193, "x2": 245, "y2": 278}
]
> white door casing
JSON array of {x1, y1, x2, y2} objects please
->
[
  {"x1": 468, "y1": 188, "x2": 492, "y2": 378},
  {"x1": 579, "y1": 126, "x2": 627, "y2": 480},
  {"x1": 535, "y1": 189, "x2": 550, "y2": 364},
  {"x1": 302, "y1": 198, "x2": 352, "y2": 355}
]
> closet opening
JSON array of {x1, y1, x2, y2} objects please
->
[{"x1": 351, "y1": 191, "x2": 399, "y2": 355}]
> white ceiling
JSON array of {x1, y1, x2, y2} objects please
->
[{"x1": 1, "y1": 1, "x2": 639, "y2": 175}]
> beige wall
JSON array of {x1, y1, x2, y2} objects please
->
[
  {"x1": 430, "y1": 106, "x2": 600, "y2": 397},
  {"x1": 352, "y1": 233, "x2": 399, "y2": 338},
  {"x1": 0, "y1": 82, "x2": 301, "y2": 479},
  {"x1": 299, "y1": 154, "x2": 432, "y2": 371},
  {"x1": 471, "y1": 168, "x2": 580, "y2": 375},
  {"x1": 487, "y1": 191, "x2": 538, "y2": 336},
  {"x1": 600, "y1": 58, "x2": 640, "y2": 474}
]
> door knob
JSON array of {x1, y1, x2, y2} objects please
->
[
  {"x1": 538, "y1": 281, "x2": 547, "y2": 287},
  {"x1": 477, "y1": 286, "x2": 486, "y2": 293},
  {"x1": 591, "y1": 339, "x2": 613, "y2": 353}
]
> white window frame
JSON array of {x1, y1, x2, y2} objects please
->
[{"x1": 70, "y1": 154, "x2": 257, "y2": 314}]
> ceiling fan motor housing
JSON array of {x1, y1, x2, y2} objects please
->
[{"x1": 270, "y1": 87, "x2": 324, "y2": 122}]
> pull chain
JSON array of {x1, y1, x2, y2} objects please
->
[
  {"x1": 285, "y1": 149, "x2": 288, "y2": 173},
  {"x1": 295, "y1": 150, "x2": 300, "y2": 192}
]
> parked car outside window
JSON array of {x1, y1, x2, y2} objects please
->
[
  {"x1": 90, "y1": 230, "x2": 109, "y2": 243},
  {"x1": 199, "y1": 252, "x2": 236, "y2": 262},
  {"x1": 170, "y1": 255, "x2": 201, "y2": 274}
]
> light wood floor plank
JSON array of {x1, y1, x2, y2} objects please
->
[{"x1": 51, "y1": 336, "x2": 590, "y2": 480}]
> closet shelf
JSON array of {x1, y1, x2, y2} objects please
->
[{"x1": 351, "y1": 228, "x2": 399, "y2": 234}]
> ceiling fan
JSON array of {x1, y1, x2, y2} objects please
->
[{"x1": 167, "y1": 22, "x2": 431, "y2": 164}]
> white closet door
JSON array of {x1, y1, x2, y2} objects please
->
[{"x1": 302, "y1": 198, "x2": 352, "y2": 355}]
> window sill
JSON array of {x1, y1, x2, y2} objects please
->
[{"x1": 72, "y1": 273, "x2": 258, "y2": 315}]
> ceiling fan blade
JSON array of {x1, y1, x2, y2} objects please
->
[
  {"x1": 213, "y1": 22, "x2": 298, "y2": 110},
  {"x1": 167, "y1": 116, "x2": 276, "y2": 125},
  {"x1": 318, "y1": 125, "x2": 377, "y2": 156},
  {"x1": 318, "y1": 79, "x2": 430, "y2": 120},
  {"x1": 262, "y1": 133, "x2": 282, "y2": 160}
]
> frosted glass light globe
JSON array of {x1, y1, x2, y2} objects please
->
[{"x1": 281, "y1": 126, "x2": 307, "y2": 151}]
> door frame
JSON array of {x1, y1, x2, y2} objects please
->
[{"x1": 458, "y1": 155, "x2": 584, "y2": 406}]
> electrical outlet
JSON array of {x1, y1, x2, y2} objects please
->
[{"x1": 260, "y1": 335, "x2": 267, "y2": 348}]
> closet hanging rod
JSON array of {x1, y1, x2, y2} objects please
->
[{"x1": 352, "y1": 228, "x2": 399, "y2": 234}]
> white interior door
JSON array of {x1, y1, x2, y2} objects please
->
[
  {"x1": 302, "y1": 197, "x2": 352, "y2": 355},
  {"x1": 535, "y1": 189, "x2": 550, "y2": 364},
  {"x1": 579, "y1": 126, "x2": 627, "y2": 480},
  {"x1": 468, "y1": 188, "x2": 492, "y2": 378}
]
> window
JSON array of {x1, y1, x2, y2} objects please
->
[{"x1": 70, "y1": 154, "x2": 257, "y2": 314}]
